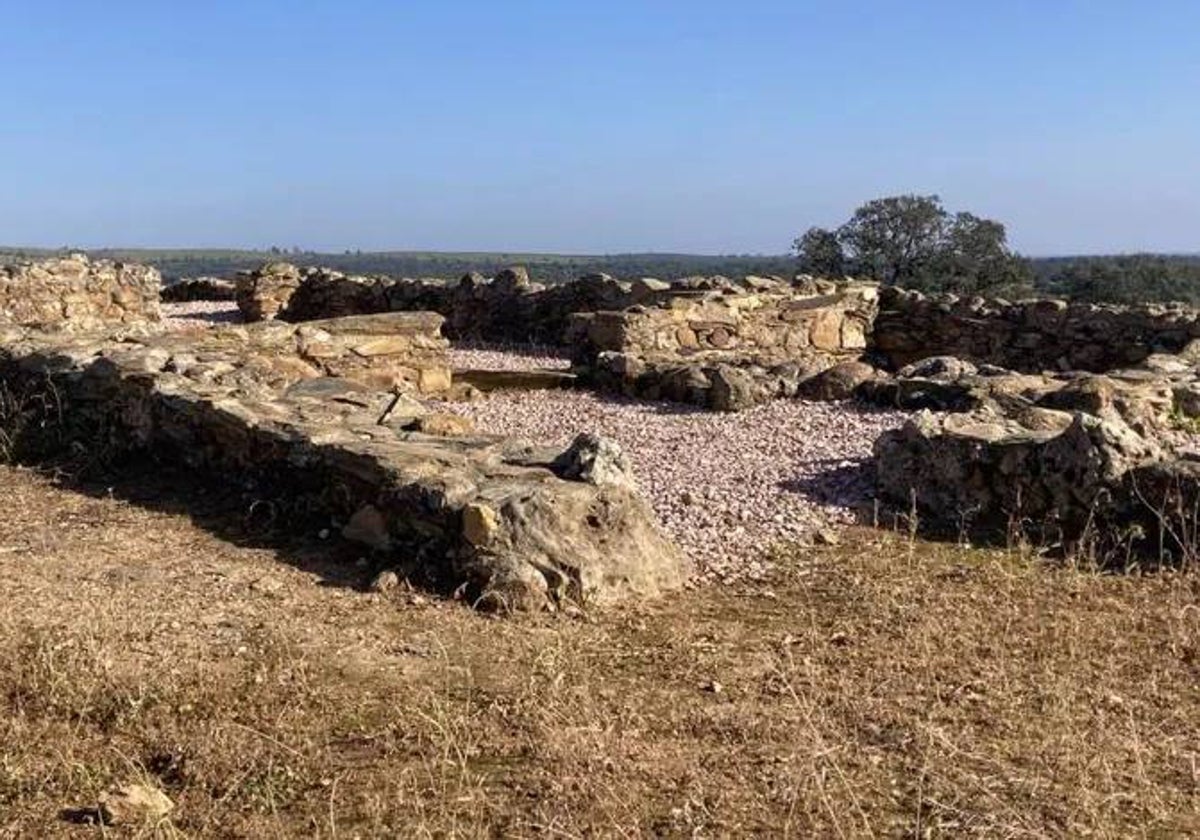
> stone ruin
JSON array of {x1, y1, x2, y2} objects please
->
[
  {"x1": 5, "y1": 252, "x2": 1200, "y2": 610},
  {"x1": 227, "y1": 261, "x2": 1200, "y2": 564},
  {"x1": 235, "y1": 263, "x2": 878, "y2": 411},
  {"x1": 0, "y1": 256, "x2": 686, "y2": 610},
  {"x1": 0, "y1": 253, "x2": 161, "y2": 330}
]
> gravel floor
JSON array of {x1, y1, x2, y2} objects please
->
[
  {"x1": 152, "y1": 315, "x2": 907, "y2": 580},
  {"x1": 160, "y1": 300, "x2": 242, "y2": 330},
  {"x1": 449, "y1": 342, "x2": 572, "y2": 371},
  {"x1": 438, "y1": 390, "x2": 908, "y2": 582}
]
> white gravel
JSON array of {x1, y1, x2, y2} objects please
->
[
  {"x1": 438, "y1": 389, "x2": 909, "y2": 582},
  {"x1": 160, "y1": 300, "x2": 242, "y2": 330},
  {"x1": 449, "y1": 342, "x2": 572, "y2": 371}
]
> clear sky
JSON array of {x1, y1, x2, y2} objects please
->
[{"x1": 3, "y1": 1, "x2": 1198, "y2": 255}]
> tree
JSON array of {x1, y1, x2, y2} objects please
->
[
  {"x1": 793, "y1": 227, "x2": 845, "y2": 276},
  {"x1": 796, "y1": 194, "x2": 1031, "y2": 295},
  {"x1": 836, "y1": 194, "x2": 948, "y2": 285},
  {"x1": 924, "y1": 212, "x2": 1033, "y2": 296}
]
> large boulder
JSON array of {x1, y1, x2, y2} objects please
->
[
  {"x1": 709, "y1": 364, "x2": 761, "y2": 412},
  {"x1": 799, "y1": 360, "x2": 879, "y2": 401}
]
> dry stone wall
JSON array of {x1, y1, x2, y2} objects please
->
[
  {"x1": 274, "y1": 266, "x2": 674, "y2": 343},
  {"x1": 873, "y1": 286, "x2": 1200, "y2": 372},
  {"x1": 0, "y1": 319, "x2": 685, "y2": 610},
  {"x1": 573, "y1": 283, "x2": 879, "y2": 411},
  {"x1": 0, "y1": 254, "x2": 161, "y2": 330}
]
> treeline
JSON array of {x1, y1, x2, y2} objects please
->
[
  {"x1": 0, "y1": 247, "x2": 798, "y2": 286},
  {"x1": 4, "y1": 242, "x2": 1200, "y2": 305},
  {"x1": 1032, "y1": 254, "x2": 1200, "y2": 305}
]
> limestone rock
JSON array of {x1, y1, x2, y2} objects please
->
[
  {"x1": 97, "y1": 783, "x2": 174, "y2": 826},
  {"x1": 551, "y1": 433, "x2": 635, "y2": 490},
  {"x1": 343, "y1": 504, "x2": 392, "y2": 550},
  {"x1": 897, "y1": 356, "x2": 978, "y2": 381},
  {"x1": 235, "y1": 262, "x2": 302, "y2": 322},
  {"x1": 160, "y1": 277, "x2": 237, "y2": 302},
  {"x1": 0, "y1": 254, "x2": 161, "y2": 330},
  {"x1": 874, "y1": 406, "x2": 1161, "y2": 541}
]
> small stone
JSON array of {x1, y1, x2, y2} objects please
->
[
  {"x1": 342, "y1": 504, "x2": 392, "y2": 551},
  {"x1": 97, "y1": 783, "x2": 174, "y2": 826},
  {"x1": 370, "y1": 570, "x2": 400, "y2": 593}
]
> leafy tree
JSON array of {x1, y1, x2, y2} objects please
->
[
  {"x1": 798, "y1": 194, "x2": 1031, "y2": 295},
  {"x1": 923, "y1": 212, "x2": 1033, "y2": 296},
  {"x1": 837, "y1": 194, "x2": 948, "y2": 285},
  {"x1": 793, "y1": 227, "x2": 846, "y2": 276}
]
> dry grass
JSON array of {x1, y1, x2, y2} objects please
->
[{"x1": 0, "y1": 463, "x2": 1198, "y2": 837}]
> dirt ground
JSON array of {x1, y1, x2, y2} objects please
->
[{"x1": 1, "y1": 462, "x2": 1198, "y2": 838}]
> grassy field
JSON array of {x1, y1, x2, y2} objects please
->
[{"x1": 0, "y1": 462, "x2": 1198, "y2": 837}]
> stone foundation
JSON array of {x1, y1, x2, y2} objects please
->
[
  {"x1": 572, "y1": 283, "x2": 878, "y2": 410},
  {"x1": 873, "y1": 286, "x2": 1200, "y2": 372},
  {"x1": 0, "y1": 320, "x2": 685, "y2": 610},
  {"x1": 0, "y1": 254, "x2": 161, "y2": 330}
]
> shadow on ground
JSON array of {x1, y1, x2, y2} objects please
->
[{"x1": 42, "y1": 456, "x2": 375, "y2": 593}]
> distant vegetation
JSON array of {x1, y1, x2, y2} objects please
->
[
  {"x1": 0, "y1": 247, "x2": 798, "y2": 286},
  {"x1": 795, "y1": 194, "x2": 1200, "y2": 304},
  {"x1": 3, "y1": 235, "x2": 1199, "y2": 306},
  {"x1": 1034, "y1": 253, "x2": 1200, "y2": 305}
]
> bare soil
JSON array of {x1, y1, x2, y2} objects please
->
[{"x1": 1, "y1": 463, "x2": 1198, "y2": 837}]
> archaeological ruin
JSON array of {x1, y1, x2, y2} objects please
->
[{"x1": 3, "y1": 253, "x2": 1200, "y2": 613}]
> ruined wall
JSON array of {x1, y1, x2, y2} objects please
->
[
  {"x1": 0, "y1": 254, "x2": 161, "y2": 329},
  {"x1": 571, "y1": 285, "x2": 877, "y2": 364},
  {"x1": 873, "y1": 286, "x2": 1200, "y2": 373},
  {"x1": 0, "y1": 319, "x2": 684, "y2": 610},
  {"x1": 235, "y1": 261, "x2": 303, "y2": 321},
  {"x1": 274, "y1": 267, "x2": 674, "y2": 343},
  {"x1": 161, "y1": 277, "x2": 237, "y2": 302},
  {"x1": 568, "y1": 284, "x2": 879, "y2": 411}
]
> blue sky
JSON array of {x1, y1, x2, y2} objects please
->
[{"x1": 2, "y1": 1, "x2": 1198, "y2": 255}]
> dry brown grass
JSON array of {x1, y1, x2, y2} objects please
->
[{"x1": 0, "y1": 462, "x2": 1198, "y2": 837}]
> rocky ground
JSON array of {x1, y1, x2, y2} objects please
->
[{"x1": 438, "y1": 390, "x2": 908, "y2": 581}]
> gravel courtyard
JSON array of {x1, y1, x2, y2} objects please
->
[
  {"x1": 438, "y1": 389, "x2": 908, "y2": 581},
  {"x1": 161, "y1": 306, "x2": 911, "y2": 580}
]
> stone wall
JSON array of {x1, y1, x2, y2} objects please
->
[
  {"x1": 161, "y1": 277, "x2": 237, "y2": 302},
  {"x1": 0, "y1": 254, "x2": 161, "y2": 330},
  {"x1": 274, "y1": 266, "x2": 674, "y2": 343},
  {"x1": 571, "y1": 285, "x2": 876, "y2": 362},
  {"x1": 873, "y1": 286, "x2": 1200, "y2": 372},
  {"x1": 572, "y1": 284, "x2": 879, "y2": 410},
  {"x1": 0, "y1": 319, "x2": 685, "y2": 610}
]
